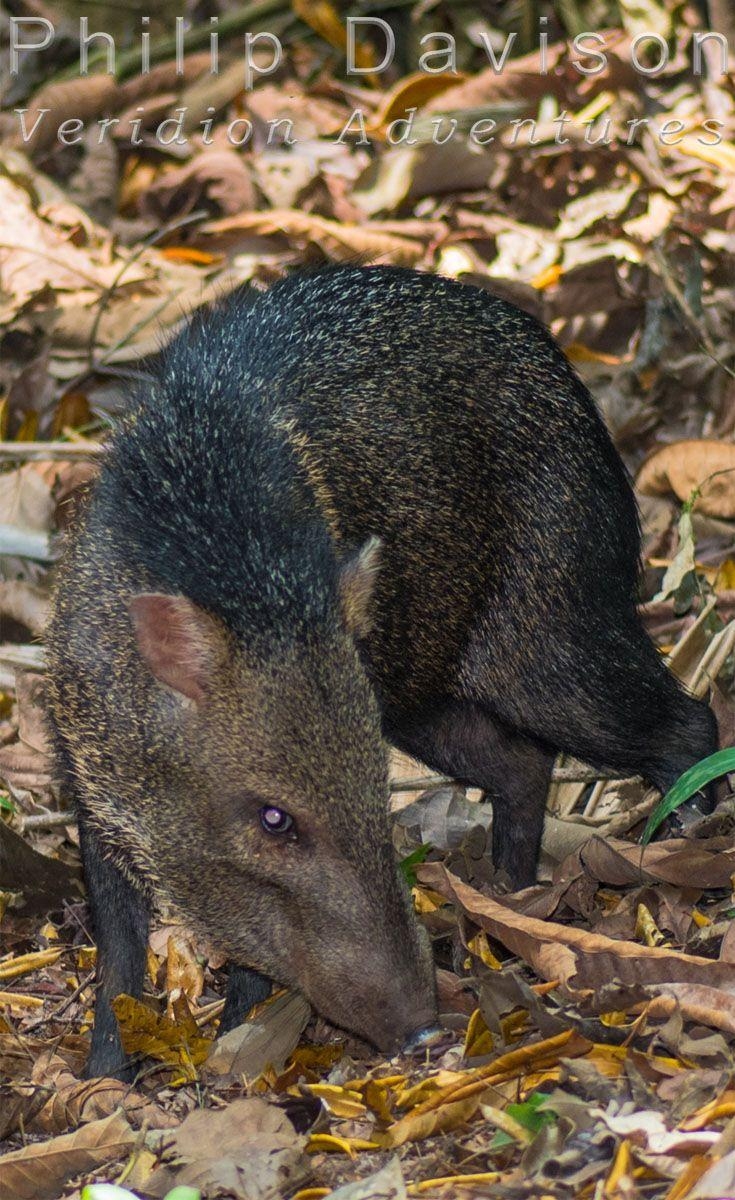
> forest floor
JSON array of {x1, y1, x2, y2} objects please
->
[{"x1": 1, "y1": 2, "x2": 735, "y2": 1198}]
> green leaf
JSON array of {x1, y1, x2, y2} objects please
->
[
  {"x1": 642, "y1": 748, "x2": 735, "y2": 844},
  {"x1": 489, "y1": 1093, "x2": 555, "y2": 1149},
  {"x1": 164, "y1": 1189, "x2": 202, "y2": 1200},
  {"x1": 0, "y1": 793, "x2": 14, "y2": 814},
  {"x1": 399, "y1": 843, "x2": 432, "y2": 887}
]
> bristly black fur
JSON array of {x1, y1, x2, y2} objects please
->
[{"x1": 46, "y1": 264, "x2": 718, "y2": 1081}]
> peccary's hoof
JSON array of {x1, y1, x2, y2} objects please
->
[{"x1": 402, "y1": 1024, "x2": 445, "y2": 1054}]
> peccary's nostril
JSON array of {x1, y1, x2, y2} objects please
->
[{"x1": 402, "y1": 1024, "x2": 444, "y2": 1054}]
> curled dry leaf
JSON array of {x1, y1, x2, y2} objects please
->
[
  {"x1": 419, "y1": 864, "x2": 735, "y2": 1027},
  {"x1": 0, "y1": 1109, "x2": 136, "y2": 1200},
  {"x1": 201, "y1": 209, "x2": 425, "y2": 265},
  {"x1": 141, "y1": 1097, "x2": 310, "y2": 1200},
  {"x1": 164, "y1": 929, "x2": 204, "y2": 1016},
  {"x1": 139, "y1": 151, "x2": 257, "y2": 222},
  {"x1": 636, "y1": 441, "x2": 735, "y2": 519},
  {"x1": 204, "y1": 988, "x2": 311, "y2": 1080},
  {"x1": 27, "y1": 1051, "x2": 169, "y2": 1135},
  {"x1": 558, "y1": 834, "x2": 735, "y2": 890}
]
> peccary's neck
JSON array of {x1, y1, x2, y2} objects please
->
[{"x1": 93, "y1": 330, "x2": 338, "y2": 642}]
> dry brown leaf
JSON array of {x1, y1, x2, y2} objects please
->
[
  {"x1": 326, "y1": 1159, "x2": 407, "y2": 1199},
  {"x1": 419, "y1": 864, "x2": 735, "y2": 1013},
  {"x1": 139, "y1": 151, "x2": 257, "y2": 222},
  {"x1": 201, "y1": 209, "x2": 424, "y2": 265},
  {"x1": 26, "y1": 1051, "x2": 168, "y2": 1134},
  {"x1": 636, "y1": 441, "x2": 735, "y2": 518},
  {"x1": 14, "y1": 76, "x2": 118, "y2": 156},
  {"x1": 559, "y1": 834, "x2": 735, "y2": 890},
  {"x1": 0, "y1": 1109, "x2": 135, "y2": 1200},
  {"x1": 0, "y1": 172, "x2": 148, "y2": 323},
  {"x1": 141, "y1": 1097, "x2": 310, "y2": 1199},
  {"x1": 204, "y1": 988, "x2": 311, "y2": 1079}
]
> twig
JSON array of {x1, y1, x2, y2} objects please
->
[
  {"x1": 85, "y1": 209, "x2": 208, "y2": 370},
  {"x1": 653, "y1": 245, "x2": 735, "y2": 381},
  {"x1": 391, "y1": 765, "x2": 615, "y2": 793},
  {"x1": 0, "y1": 525, "x2": 51, "y2": 561},
  {"x1": 22, "y1": 969, "x2": 95, "y2": 1032},
  {"x1": 20, "y1": 812, "x2": 74, "y2": 831},
  {"x1": 0, "y1": 441, "x2": 104, "y2": 462}
]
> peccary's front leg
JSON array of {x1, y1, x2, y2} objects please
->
[
  {"x1": 220, "y1": 964, "x2": 272, "y2": 1033},
  {"x1": 79, "y1": 816, "x2": 150, "y2": 1081}
]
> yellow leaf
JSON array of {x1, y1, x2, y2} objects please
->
[
  {"x1": 635, "y1": 903, "x2": 668, "y2": 948},
  {"x1": 466, "y1": 931, "x2": 502, "y2": 971},
  {"x1": 531, "y1": 264, "x2": 563, "y2": 290},
  {"x1": 716, "y1": 560, "x2": 735, "y2": 592},
  {"x1": 0, "y1": 991, "x2": 44, "y2": 1010},
  {"x1": 565, "y1": 343, "x2": 626, "y2": 366},
  {"x1": 111, "y1": 992, "x2": 212, "y2": 1082},
  {"x1": 363, "y1": 1079, "x2": 396, "y2": 1123},
  {"x1": 377, "y1": 1094, "x2": 484, "y2": 1148},
  {"x1": 409, "y1": 1173, "x2": 500, "y2": 1194},
  {"x1": 677, "y1": 134, "x2": 735, "y2": 173},
  {"x1": 0, "y1": 948, "x2": 63, "y2": 980},
  {"x1": 306, "y1": 1084, "x2": 367, "y2": 1119},
  {"x1": 306, "y1": 1134, "x2": 379, "y2": 1156},
  {"x1": 605, "y1": 1138, "x2": 632, "y2": 1196},
  {"x1": 159, "y1": 246, "x2": 218, "y2": 264},
  {"x1": 412, "y1": 887, "x2": 446, "y2": 915},
  {"x1": 292, "y1": 0, "x2": 376, "y2": 77},
  {"x1": 463, "y1": 1008, "x2": 494, "y2": 1058},
  {"x1": 393, "y1": 1071, "x2": 465, "y2": 1110},
  {"x1": 367, "y1": 71, "x2": 467, "y2": 135}
]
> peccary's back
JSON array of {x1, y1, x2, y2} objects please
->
[
  {"x1": 206, "y1": 267, "x2": 639, "y2": 710},
  {"x1": 57, "y1": 266, "x2": 640, "y2": 722}
]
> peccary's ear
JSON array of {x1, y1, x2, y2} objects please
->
[
  {"x1": 339, "y1": 536, "x2": 382, "y2": 638},
  {"x1": 129, "y1": 593, "x2": 223, "y2": 702}
]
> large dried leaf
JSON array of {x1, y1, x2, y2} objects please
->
[
  {"x1": 141, "y1": 1097, "x2": 310, "y2": 1199},
  {"x1": 419, "y1": 864, "x2": 735, "y2": 1020},
  {"x1": 201, "y1": 209, "x2": 424, "y2": 265},
  {"x1": 204, "y1": 989, "x2": 311, "y2": 1079},
  {"x1": 0, "y1": 1109, "x2": 136, "y2": 1200},
  {"x1": 637, "y1": 441, "x2": 735, "y2": 518}
]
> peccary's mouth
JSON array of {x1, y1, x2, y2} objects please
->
[{"x1": 303, "y1": 982, "x2": 438, "y2": 1055}]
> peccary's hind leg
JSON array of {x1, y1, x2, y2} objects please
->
[
  {"x1": 465, "y1": 614, "x2": 719, "y2": 827},
  {"x1": 220, "y1": 965, "x2": 272, "y2": 1034},
  {"x1": 387, "y1": 699, "x2": 554, "y2": 890},
  {"x1": 79, "y1": 816, "x2": 150, "y2": 1082}
]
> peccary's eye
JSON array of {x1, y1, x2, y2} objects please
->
[{"x1": 259, "y1": 805, "x2": 296, "y2": 837}]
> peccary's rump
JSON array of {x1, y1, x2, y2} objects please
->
[{"x1": 47, "y1": 266, "x2": 717, "y2": 1078}]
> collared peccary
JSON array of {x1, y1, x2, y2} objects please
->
[{"x1": 47, "y1": 265, "x2": 717, "y2": 1080}]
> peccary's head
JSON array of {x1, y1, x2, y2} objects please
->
[{"x1": 127, "y1": 537, "x2": 437, "y2": 1052}]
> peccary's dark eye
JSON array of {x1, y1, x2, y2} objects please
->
[{"x1": 259, "y1": 805, "x2": 296, "y2": 837}]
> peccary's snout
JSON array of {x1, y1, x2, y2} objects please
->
[{"x1": 402, "y1": 1024, "x2": 445, "y2": 1054}]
